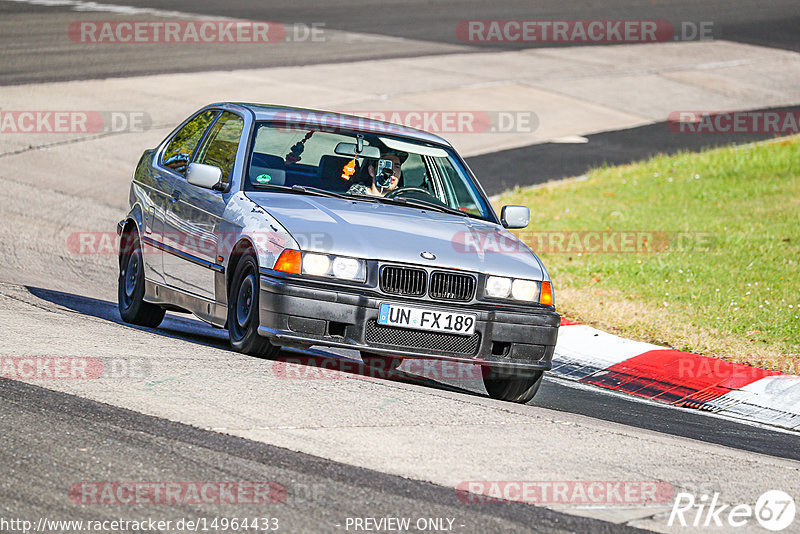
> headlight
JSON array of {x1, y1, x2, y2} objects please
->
[
  {"x1": 332, "y1": 257, "x2": 361, "y2": 279},
  {"x1": 484, "y1": 275, "x2": 551, "y2": 304},
  {"x1": 299, "y1": 252, "x2": 366, "y2": 282},
  {"x1": 511, "y1": 279, "x2": 539, "y2": 301},
  {"x1": 302, "y1": 253, "x2": 331, "y2": 276},
  {"x1": 485, "y1": 276, "x2": 512, "y2": 298}
]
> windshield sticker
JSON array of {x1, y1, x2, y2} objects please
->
[{"x1": 255, "y1": 174, "x2": 273, "y2": 184}]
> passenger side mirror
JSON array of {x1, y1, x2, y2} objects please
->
[
  {"x1": 186, "y1": 162, "x2": 223, "y2": 190},
  {"x1": 501, "y1": 205, "x2": 530, "y2": 229}
]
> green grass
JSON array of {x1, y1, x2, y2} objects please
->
[{"x1": 500, "y1": 136, "x2": 800, "y2": 367}]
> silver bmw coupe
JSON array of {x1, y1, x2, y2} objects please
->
[{"x1": 118, "y1": 103, "x2": 559, "y2": 403}]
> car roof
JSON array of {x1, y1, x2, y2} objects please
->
[{"x1": 225, "y1": 102, "x2": 453, "y2": 148}]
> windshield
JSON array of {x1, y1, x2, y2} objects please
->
[{"x1": 244, "y1": 122, "x2": 496, "y2": 222}]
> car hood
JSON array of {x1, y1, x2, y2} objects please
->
[{"x1": 246, "y1": 192, "x2": 547, "y2": 280}]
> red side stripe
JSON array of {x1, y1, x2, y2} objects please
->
[
  {"x1": 580, "y1": 349, "x2": 782, "y2": 406},
  {"x1": 559, "y1": 318, "x2": 580, "y2": 326}
]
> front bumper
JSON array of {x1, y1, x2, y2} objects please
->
[{"x1": 258, "y1": 274, "x2": 559, "y2": 372}]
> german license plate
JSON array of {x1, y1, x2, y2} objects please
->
[{"x1": 377, "y1": 303, "x2": 476, "y2": 336}]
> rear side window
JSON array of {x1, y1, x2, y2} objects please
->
[
  {"x1": 194, "y1": 111, "x2": 244, "y2": 184},
  {"x1": 162, "y1": 110, "x2": 218, "y2": 173}
]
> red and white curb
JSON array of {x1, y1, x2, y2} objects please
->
[{"x1": 551, "y1": 319, "x2": 800, "y2": 431}]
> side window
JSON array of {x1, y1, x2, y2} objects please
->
[
  {"x1": 432, "y1": 157, "x2": 482, "y2": 215},
  {"x1": 194, "y1": 111, "x2": 244, "y2": 184},
  {"x1": 398, "y1": 153, "x2": 424, "y2": 187},
  {"x1": 162, "y1": 110, "x2": 218, "y2": 173}
]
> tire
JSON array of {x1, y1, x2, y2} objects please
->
[
  {"x1": 118, "y1": 232, "x2": 165, "y2": 328},
  {"x1": 483, "y1": 369, "x2": 545, "y2": 404},
  {"x1": 360, "y1": 352, "x2": 402, "y2": 375},
  {"x1": 228, "y1": 253, "x2": 279, "y2": 358}
]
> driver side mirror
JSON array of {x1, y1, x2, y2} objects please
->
[
  {"x1": 501, "y1": 205, "x2": 530, "y2": 229},
  {"x1": 186, "y1": 162, "x2": 223, "y2": 190}
]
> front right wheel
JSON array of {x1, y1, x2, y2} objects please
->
[
  {"x1": 228, "y1": 253, "x2": 279, "y2": 358},
  {"x1": 483, "y1": 369, "x2": 544, "y2": 404}
]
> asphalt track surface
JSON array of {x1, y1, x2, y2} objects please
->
[
  {"x1": 0, "y1": 377, "x2": 637, "y2": 534},
  {"x1": 122, "y1": 0, "x2": 800, "y2": 51},
  {"x1": 1, "y1": 0, "x2": 799, "y2": 84}
]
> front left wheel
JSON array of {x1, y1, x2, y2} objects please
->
[
  {"x1": 483, "y1": 369, "x2": 544, "y2": 404},
  {"x1": 118, "y1": 232, "x2": 165, "y2": 328},
  {"x1": 228, "y1": 253, "x2": 279, "y2": 358}
]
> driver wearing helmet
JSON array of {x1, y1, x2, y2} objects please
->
[{"x1": 346, "y1": 151, "x2": 406, "y2": 197}]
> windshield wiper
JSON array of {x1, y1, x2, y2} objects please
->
[
  {"x1": 292, "y1": 185, "x2": 353, "y2": 200},
  {"x1": 344, "y1": 193, "x2": 380, "y2": 203},
  {"x1": 374, "y1": 196, "x2": 468, "y2": 217},
  {"x1": 409, "y1": 198, "x2": 483, "y2": 219}
]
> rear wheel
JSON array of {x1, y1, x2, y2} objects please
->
[
  {"x1": 118, "y1": 231, "x2": 165, "y2": 328},
  {"x1": 228, "y1": 253, "x2": 279, "y2": 358},
  {"x1": 483, "y1": 369, "x2": 544, "y2": 404},
  {"x1": 360, "y1": 352, "x2": 402, "y2": 375}
]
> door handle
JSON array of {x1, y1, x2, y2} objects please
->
[{"x1": 171, "y1": 190, "x2": 181, "y2": 203}]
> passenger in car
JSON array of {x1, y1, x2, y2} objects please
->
[{"x1": 346, "y1": 152, "x2": 405, "y2": 197}]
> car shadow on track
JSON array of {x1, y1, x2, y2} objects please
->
[
  {"x1": 276, "y1": 346, "x2": 487, "y2": 399},
  {"x1": 27, "y1": 285, "x2": 231, "y2": 350},
  {"x1": 26, "y1": 285, "x2": 484, "y2": 399}
]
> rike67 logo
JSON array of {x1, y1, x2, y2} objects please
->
[{"x1": 669, "y1": 490, "x2": 795, "y2": 531}]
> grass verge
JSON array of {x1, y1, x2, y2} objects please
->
[{"x1": 498, "y1": 136, "x2": 799, "y2": 373}]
